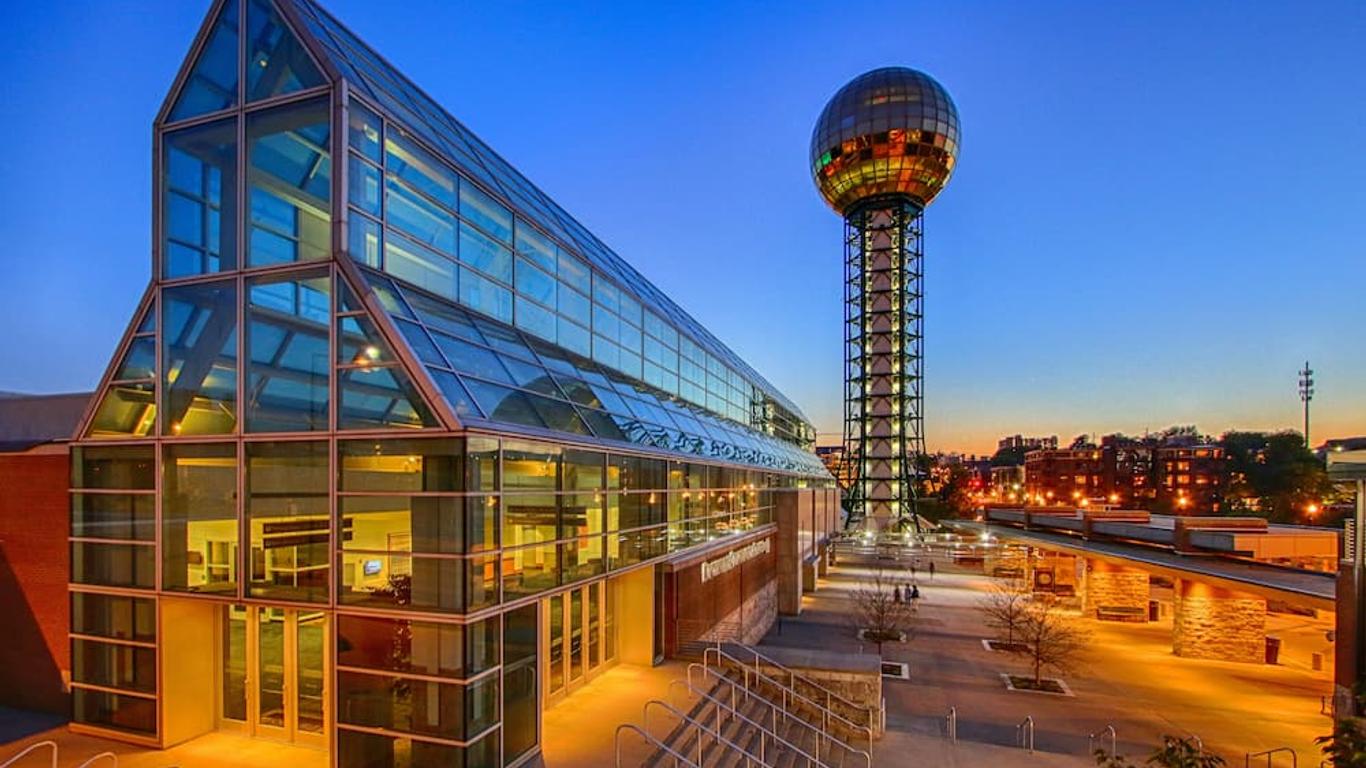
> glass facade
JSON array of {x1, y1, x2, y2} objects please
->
[{"x1": 71, "y1": 0, "x2": 834, "y2": 763}]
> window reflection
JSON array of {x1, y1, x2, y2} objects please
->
[
  {"x1": 163, "y1": 280, "x2": 238, "y2": 435},
  {"x1": 245, "y1": 271, "x2": 330, "y2": 432},
  {"x1": 246, "y1": 98, "x2": 331, "y2": 267},
  {"x1": 163, "y1": 119, "x2": 237, "y2": 277}
]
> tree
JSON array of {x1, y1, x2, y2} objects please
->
[
  {"x1": 851, "y1": 566, "x2": 916, "y2": 655},
  {"x1": 1220, "y1": 430, "x2": 1333, "y2": 523},
  {"x1": 1014, "y1": 594, "x2": 1088, "y2": 687},
  {"x1": 1318, "y1": 717, "x2": 1366, "y2": 767},
  {"x1": 991, "y1": 445, "x2": 1030, "y2": 467},
  {"x1": 979, "y1": 578, "x2": 1030, "y2": 649}
]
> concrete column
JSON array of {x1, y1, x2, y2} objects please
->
[
  {"x1": 1082, "y1": 559, "x2": 1151, "y2": 620},
  {"x1": 775, "y1": 491, "x2": 803, "y2": 615},
  {"x1": 1172, "y1": 579, "x2": 1267, "y2": 663}
]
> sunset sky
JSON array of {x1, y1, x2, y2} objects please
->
[{"x1": 2, "y1": 0, "x2": 1363, "y2": 454}]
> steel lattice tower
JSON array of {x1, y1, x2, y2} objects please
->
[
  {"x1": 810, "y1": 67, "x2": 959, "y2": 531},
  {"x1": 842, "y1": 199, "x2": 925, "y2": 529}
]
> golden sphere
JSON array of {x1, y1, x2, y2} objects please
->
[{"x1": 811, "y1": 67, "x2": 959, "y2": 214}]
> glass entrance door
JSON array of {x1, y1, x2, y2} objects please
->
[
  {"x1": 219, "y1": 604, "x2": 328, "y2": 748},
  {"x1": 543, "y1": 582, "x2": 605, "y2": 705}
]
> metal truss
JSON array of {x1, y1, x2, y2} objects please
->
[{"x1": 841, "y1": 196, "x2": 924, "y2": 531}]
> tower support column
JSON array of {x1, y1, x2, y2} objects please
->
[{"x1": 841, "y1": 197, "x2": 923, "y2": 531}]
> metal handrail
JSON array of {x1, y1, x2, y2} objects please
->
[
  {"x1": 644, "y1": 698, "x2": 763, "y2": 767},
  {"x1": 686, "y1": 664, "x2": 871, "y2": 768},
  {"x1": 703, "y1": 646, "x2": 876, "y2": 748},
  {"x1": 0, "y1": 741, "x2": 57, "y2": 768},
  {"x1": 717, "y1": 642, "x2": 878, "y2": 728},
  {"x1": 945, "y1": 707, "x2": 957, "y2": 744},
  {"x1": 75, "y1": 754, "x2": 118, "y2": 768},
  {"x1": 1246, "y1": 747, "x2": 1297, "y2": 767},
  {"x1": 668, "y1": 679, "x2": 828, "y2": 768},
  {"x1": 1089, "y1": 725, "x2": 1117, "y2": 756},
  {"x1": 615, "y1": 723, "x2": 701, "y2": 768},
  {"x1": 1017, "y1": 716, "x2": 1035, "y2": 753}
]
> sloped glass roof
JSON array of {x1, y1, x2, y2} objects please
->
[
  {"x1": 280, "y1": 0, "x2": 809, "y2": 424},
  {"x1": 361, "y1": 268, "x2": 827, "y2": 476}
]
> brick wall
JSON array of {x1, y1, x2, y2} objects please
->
[
  {"x1": 0, "y1": 447, "x2": 71, "y2": 714},
  {"x1": 1082, "y1": 560, "x2": 1151, "y2": 617}
]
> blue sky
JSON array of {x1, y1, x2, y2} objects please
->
[{"x1": 1, "y1": 1, "x2": 1363, "y2": 453}]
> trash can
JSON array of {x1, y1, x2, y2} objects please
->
[{"x1": 1265, "y1": 636, "x2": 1281, "y2": 665}]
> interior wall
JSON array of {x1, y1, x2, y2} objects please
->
[
  {"x1": 160, "y1": 597, "x2": 217, "y2": 747},
  {"x1": 616, "y1": 566, "x2": 655, "y2": 666}
]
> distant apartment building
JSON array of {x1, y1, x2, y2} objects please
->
[
  {"x1": 997, "y1": 434, "x2": 1058, "y2": 453},
  {"x1": 1023, "y1": 437, "x2": 1227, "y2": 513},
  {"x1": 990, "y1": 465, "x2": 1025, "y2": 497},
  {"x1": 815, "y1": 445, "x2": 854, "y2": 491}
]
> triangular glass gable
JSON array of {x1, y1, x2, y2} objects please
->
[
  {"x1": 246, "y1": 0, "x2": 325, "y2": 102},
  {"x1": 86, "y1": 299, "x2": 158, "y2": 439},
  {"x1": 336, "y1": 276, "x2": 441, "y2": 430},
  {"x1": 169, "y1": 0, "x2": 241, "y2": 123}
]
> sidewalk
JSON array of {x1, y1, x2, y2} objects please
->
[{"x1": 760, "y1": 554, "x2": 1331, "y2": 763}]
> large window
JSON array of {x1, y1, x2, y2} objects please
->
[
  {"x1": 163, "y1": 280, "x2": 238, "y2": 435},
  {"x1": 246, "y1": 441, "x2": 329, "y2": 602},
  {"x1": 245, "y1": 98, "x2": 332, "y2": 267},
  {"x1": 163, "y1": 443, "x2": 238, "y2": 594},
  {"x1": 71, "y1": 447, "x2": 156, "y2": 591},
  {"x1": 336, "y1": 614, "x2": 501, "y2": 766},
  {"x1": 245, "y1": 270, "x2": 331, "y2": 431},
  {"x1": 163, "y1": 118, "x2": 237, "y2": 277}
]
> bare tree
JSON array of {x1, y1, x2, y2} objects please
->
[
  {"x1": 1015, "y1": 594, "x2": 1088, "y2": 687},
  {"x1": 979, "y1": 578, "x2": 1030, "y2": 650},
  {"x1": 851, "y1": 566, "x2": 917, "y2": 655}
]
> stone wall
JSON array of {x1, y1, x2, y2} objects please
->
[
  {"x1": 753, "y1": 646, "x2": 884, "y2": 737},
  {"x1": 1172, "y1": 579, "x2": 1267, "y2": 663},
  {"x1": 701, "y1": 580, "x2": 777, "y2": 646},
  {"x1": 1082, "y1": 560, "x2": 1151, "y2": 619}
]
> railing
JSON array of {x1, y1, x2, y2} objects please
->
[
  {"x1": 667, "y1": 679, "x2": 828, "y2": 768},
  {"x1": 614, "y1": 723, "x2": 701, "y2": 768},
  {"x1": 1245, "y1": 747, "x2": 1297, "y2": 767},
  {"x1": 75, "y1": 754, "x2": 118, "y2": 768},
  {"x1": 686, "y1": 664, "x2": 871, "y2": 768},
  {"x1": 701, "y1": 648, "x2": 875, "y2": 753},
  {"x1": 713, "y1": 642, "x2": 880, "y2": 731},
  {"x1": 1016, "y1": 716, "x2": 1035, "y2": 753},
  {"x1": 0, "y1": 741, "x2": 57, "y2": 768},
  {"x1": 945, "y1": 707, "x2": 957, "y2": 744},
  {"x1": 1089, "y1": 725, "x2": 1117, "y2": 757},
  {"x1": 643, "y1": 699, "x2": 764, "y2": 767}
]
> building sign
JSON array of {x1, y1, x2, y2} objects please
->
[{"x1": 700, "y1": 538, "x2": 771, "y2": 583}]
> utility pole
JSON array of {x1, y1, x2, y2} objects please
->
[{"x1": 1298, "y1": 361, "x2": 1314, "y2": 449}]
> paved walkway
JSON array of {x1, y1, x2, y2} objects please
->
[
  {"x1": 539, "y1": 661, "x2": 690, "y2": 768},
  {"x1": 0, "y1": 725, "x2": 326, "y2": 768},
  {"x1": 764, "y1": 553, "x2": 1332, "y2": 764}
]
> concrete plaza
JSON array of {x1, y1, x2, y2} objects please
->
[{"x1": 768, "y1": 551, "x2": 1333, "y2": 763}]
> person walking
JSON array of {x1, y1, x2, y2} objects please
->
[
  {"x1": 894, "y1": 585, "x2": 903, "y2": 603},
  {"x1": 929, "y1": 560, "x2": 936, "y2": 581},
  {"x1": 910, "y1": 584, "x2": 921, "y2": 601}
]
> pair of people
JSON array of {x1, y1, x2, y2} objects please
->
[{"x1": 893, "y1": 584, "x2": 920, "y2": 602}]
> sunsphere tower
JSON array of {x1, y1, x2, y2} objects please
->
[{"x1": 810, "y1": 67, "x2": 960, "y2": 531}]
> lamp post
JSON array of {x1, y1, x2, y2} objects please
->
[{"x1": 1299, "y1": 361, "x2": 1314, "y2": 449}]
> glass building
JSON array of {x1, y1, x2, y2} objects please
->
[{"x1": 69, "y1": 0, "x2": 835, "y2": 765}]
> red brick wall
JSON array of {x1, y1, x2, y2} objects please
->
[{"x1": 0, "y1": 447, "x2": 71, "y2": 714}]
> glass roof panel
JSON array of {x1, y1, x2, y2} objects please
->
[
  {"x1": 246, "y1": 0, "x2": 325, "y2": 102},
  {"x1": 280, "y1": 0, "x2": 810, "y2": 425},
  {"x1": 169, "y1": 0, "x2": 240, "y2": 123}
]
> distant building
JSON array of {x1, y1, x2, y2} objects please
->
[
  {"x1": 990, "y1": 465, "x2": 1025, "y2": 497},
  {"x1": 1320, "y1": 437, "x2": 1366, "y2": 460},
  {"x1": 997, "y1": 434, "x2": 1058, "y2": 453},
  {"x1": 815, "y1": 445, "x2": 854, "y2": 491},
  {"x1": 1023, "y1": 437, "x2": 1227, "y2": 513}
]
